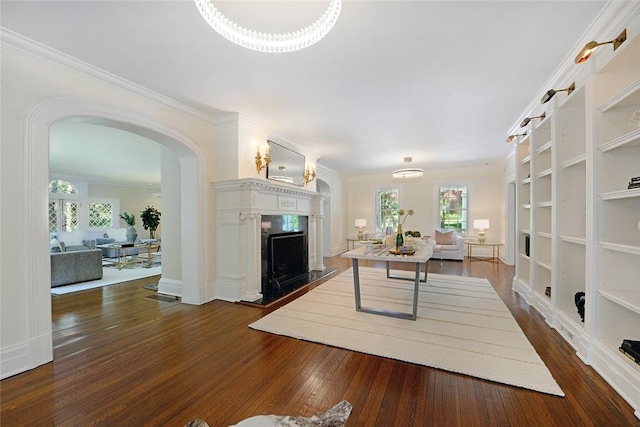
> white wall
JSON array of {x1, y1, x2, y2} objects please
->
[{"x1": 346, "y1": 165, "x2": 505, "y2": 250}]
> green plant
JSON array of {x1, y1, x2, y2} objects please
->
[
  {"x1": 140, "y1": 206, "x2": 161, "y2": 239},
  {"x1": 119, "y1": 212, "x2": 136, "y2": 226}
]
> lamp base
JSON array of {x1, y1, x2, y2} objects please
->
[
  {"x1": 357, "y1": 229, "x2": 366, "y2": 241},
  {"x1": 478, "y1": 230, "x2": 486, "y2": 244}
]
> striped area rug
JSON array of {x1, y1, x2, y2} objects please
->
[{"x1": 250, "y1": 267, "x2": 564, "y2": 396}]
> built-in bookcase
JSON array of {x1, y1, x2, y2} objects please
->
[
  {"x1": 513, "y1": 15, "x2": 640, "y2": 418},
  {"x1": 592, "y1": 31, "x2": 640, "y2": 406}
]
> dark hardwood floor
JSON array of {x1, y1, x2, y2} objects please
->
[{"x1": 1, "y1": 256, "x2": 639, "y2": 426}]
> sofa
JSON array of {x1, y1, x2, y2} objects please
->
[
  {"x1": 430, "y1": 230, "x2": 465, "y2": 261},
  {"x1": 51, "y1": 249, "x2": 103, "y2": 287},
  {"x1": 50, "y1": 231, "x2": 97, "y2": 252}
]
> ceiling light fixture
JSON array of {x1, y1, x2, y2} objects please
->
[
  {"x1": 541, "y1": 82, "x2": 576, "y2": 104},
  {"x1": 575, "y1": 29, "x2": 627, "y2": 64},
  {"x1": 392, "y1": 157, "x2": 423, "y2": 179},
  {"x1": 194, "y1": 0, "x2": 342, "y2": 53},
  {"x1": 520, "y1": 112, "x2": 546, "y2": 128},
  {"x1": 506, "y1": 132, "x2": 527, "y2": 143}
]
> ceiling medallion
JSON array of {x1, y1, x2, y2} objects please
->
[{"x1": 194, "y1": 0, "x2": 342, "y2": 53}]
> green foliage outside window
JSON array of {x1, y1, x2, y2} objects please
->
[
  {"x1": 375, "y1": 188, "x2": 399, "y2": 232},
  {"x1": 439, "y1": 185, "x2": 468, "y2": 231}
]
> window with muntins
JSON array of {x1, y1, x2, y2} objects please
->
[
  {"x1": 439, "y1": 185, "x2": 468, "y2": 232},
  {"x1": 375, "y1": 188, "x2": 398, "y2": 233}
]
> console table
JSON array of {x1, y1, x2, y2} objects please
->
[
  {"x1": 465, "y1": 241, "x2": 501, "y2": 263},
  {"x1": 341, "y1": 243, "x2": 434, "y2": 320}
]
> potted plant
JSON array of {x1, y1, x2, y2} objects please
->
[
  {"x1": 119, "y1": 212, "x2": 137, "y2": 243},
  {"x1": 140, "y1": 206, "x2": 161, "y2": 240}
]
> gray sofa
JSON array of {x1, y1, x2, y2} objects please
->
[{"x1": 51, "y1": 249, "x2": 103, "y2": 287}]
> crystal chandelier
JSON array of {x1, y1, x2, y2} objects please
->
[{"x1": 194, "y1": 0, "x2": 342, "y2": 53}]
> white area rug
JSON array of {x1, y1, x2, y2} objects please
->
[
  {"x1": 250, "y1": 267, "x2": 564, "y2": 396},
  {"x1": 51, "y1": 265, "x2": 161, "y2": 295}
]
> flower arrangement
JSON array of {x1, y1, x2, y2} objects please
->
[{"x1": 398, "y1": 209, "x2": 414, "y2": 226}]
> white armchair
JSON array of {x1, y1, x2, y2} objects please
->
[{"x1": 431, "y1": 230, "x2": 465, "y2": 261}]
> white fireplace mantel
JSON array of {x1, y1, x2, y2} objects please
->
[{"x1": 212, "y1": 178, "x2": 325, "y2": 302}]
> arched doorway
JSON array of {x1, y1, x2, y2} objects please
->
[{"x1": 24, "y1": 98, "x2": 212, "y2": 366}]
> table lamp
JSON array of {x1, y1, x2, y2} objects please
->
[
  {"x1": 355, "y1": 219, "x2": 367, "y2": 241},
  {"x1": 473, "y1": 219, "x2": 490, "y2": 244}
]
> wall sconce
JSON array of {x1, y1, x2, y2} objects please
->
[
  {"x1": 255, "y1": 145, "x2": 271, "y2": 174},
  {"x1": 541, "y1": 82, "x2": 576, "y2": 104},
  {"x1": 354, "y1": 218, "x2": 367, "y2": 240},
  {"x1": 506, "y1": 132, "x2": 527, "y2": 143},
  {"x1": 520, "y1": 112, "x2": 546, "y2": 128},
  {"x1": 473, "y1": 219, "x2": 490, "y2": 244},
  {"x1": 303, "y1": 165, "x2": 316, "y2": 185},
  {"x1": 575, "y1": 29, "x2": 626, "y2": 64}
]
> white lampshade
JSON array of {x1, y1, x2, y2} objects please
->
[
  {"x1": 355, "y1": 219, "x2": 367, "y2": 228},
  {"x1": 473, "y1": 219, "x2": 490, "y2": 230}
]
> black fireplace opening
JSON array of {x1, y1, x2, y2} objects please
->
[{"x1": 268, "y1": 231, "x2": 308, "y2": 289}]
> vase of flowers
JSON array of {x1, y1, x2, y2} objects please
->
[
  {"x1": 395, "y1": 209, "x2": 414, "y2": 249},
  {"x1": 120, "y1": 212, "x2": 138, "y2": 243}
]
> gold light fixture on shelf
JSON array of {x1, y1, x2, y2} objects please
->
[
  {"x1": 303, "y1": 165, "x2": 316, "y2": 185},
  {"x1": 506, "y1": 132, "x2": 527, "y2": 143},
  {"x1": 541, "y1": 82, "x2": 576, "y2": 104},
  {"x1": 575, "y1": 29, "x2": 627, "y2": 64},
  {"x1": 255, "y1": 145, "x2": 271, "y2": 174},
  {"x1": 520, "y1": 112, "x2": 546, "y2": 128},
  {"x1": 392, "y1": 157, "x2": 423, "y2": 179}
]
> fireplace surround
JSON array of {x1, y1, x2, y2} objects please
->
[{"x1": 213, "y1": 178, "x2": 325, "y2": 302}]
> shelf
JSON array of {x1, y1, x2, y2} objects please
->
[
  {"x1": 599, "y1": 80, "x2": 640, "y2": 113},
  {"x1": 599, "y1": 241, "x2": 640, "y2": 256},
  {"x1": 522, "y1": 177, "x2": 531, "y2": 185},
  {"x1": 559, "y1": 306, "x2": 585, "y2": 327},
  {"x1": 536, "y1": 201, "x2": 553, "y2": 207},
  {"x1": 537, "y1": 140, "x2": 553, "y2": 154},
  {"x1": 520, "y1": 155, "x2": 531, "y2": 165},
  {"x1": 599, "y1": 128, "x2": 640, "y2": 153},
  {"x1": 537, "y1": 232, "x2": 552, "y2": 239},
  {"x1": 537, "y1": 168, "x2": 552, "y2": 178},
  {"x1": 560, "y1": 235, "x2": 586, "y2": 245},
  {"x1": 599, "y1": 290, "x2": 640, "y2": 316},
  {"x1": 521, "y1": 229, "x2": 531, "y2": 235},
  {"x1": 599, "y1": 188, "x2": 640, "y2": 200},
  {"x1": 560, "y1": 153, "x2": 586, "y2": 169},
  {"x1": 519, "y1": 253, "x2": 530, "y2": 261},
  {"x1": 521, "y1": 204, "x2": 531, "y2": 209}
]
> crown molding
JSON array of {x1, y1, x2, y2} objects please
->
[{"x1": 1, "y1": 27, "x2": 220, "y2": 126}]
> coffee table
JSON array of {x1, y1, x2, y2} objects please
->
[
  {"x1": 341, "y1": 243, "x2": 434, "y2": 320},
  {"x1": 96, "y1": 243, "x2": 160, "y2": 270}
]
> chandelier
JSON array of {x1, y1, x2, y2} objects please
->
[
  {"x1": 392, "y1": 157, "x2": 423, "y2": 179},
  {"x1": 194, "y1": 0, "x2": 342, "y2": 53}
]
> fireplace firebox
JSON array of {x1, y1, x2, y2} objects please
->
[{"x1": 268, "y1": 231, "x2": 308, "y2": 289}]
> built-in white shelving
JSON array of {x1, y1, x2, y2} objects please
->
[{"x1": 513, "y1": 19, "x2": 640, "y2": 418}]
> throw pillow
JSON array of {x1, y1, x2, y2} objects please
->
[
  {"x1": 435, "y1": 230, "x2": 454, "y2": 245},
  {"x1": 57, "y1": 231, "x2": 84, "y2": 247},
  {"x1": 106, "y1": 228, "x2": 128, "y2": 242},
  {"x1": 49, "y1": 238, "x2": 62, "y2": 252}
]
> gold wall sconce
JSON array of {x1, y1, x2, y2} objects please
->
[
  {"x1": 520, "y1": 112, "x2": 546, "y2": 128},
  {"x1": 506, "y1": 132, "x2": 527, "y2": 143},
  {"x1": 541, "y1": 82, "x2": 576, "y2": 104},
  {"x1": 575, "y1": 29, "x2": 626, "y2": 64},
  {"x1": 303, "y1": 165, "x2": 316, "y2": 185},
  {"x1": 255, "y1": 145, "x2": 271, "y2": 174}
]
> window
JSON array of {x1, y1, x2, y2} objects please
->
[
  {"x1": 439, "y1": 185, "x2": 468, "y2": 232},
  {"x1": 375, "y1": 188, "x2": 398, "y2": 232},
  {"x1": 89, "y1": 202, "x2": 113, "y2": 228}
]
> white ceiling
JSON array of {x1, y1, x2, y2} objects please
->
[{"x1": 1, "y1": 0, "x2": 609, "y2": 184}]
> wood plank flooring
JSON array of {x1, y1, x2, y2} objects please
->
[{"x1": 1, "y1": 256, "x2": 639, "y2": 426}]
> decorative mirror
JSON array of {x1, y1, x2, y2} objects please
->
[{"x1": 267, "y1": 140, "x2": 305, "y2": 187}]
